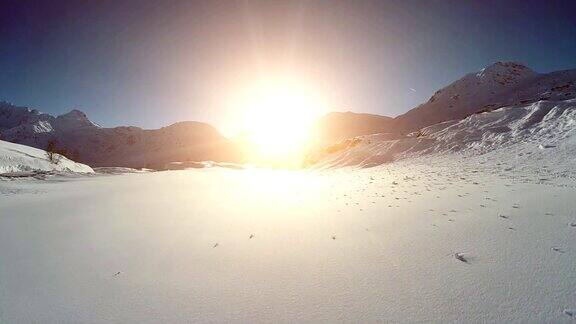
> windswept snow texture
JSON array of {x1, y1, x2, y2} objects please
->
[
  {"x1": 1, "y1": 157, "x2": 576, "y2": 322},
  {"x1": 0, "y1": 140, "x2": 93, "y2": 174},
  {"x1": 313, "y1": 99, "x2": 576, "y2": 176}
]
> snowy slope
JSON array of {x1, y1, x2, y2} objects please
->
[
  {"x1": 0, "y1": 140, "x2": 93, "y2": 174},
  {"x1": 310, "y1": 99, "x2": 576, "y2": 175}
]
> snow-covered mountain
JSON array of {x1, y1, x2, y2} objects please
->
[
  {"x1": 0, "y1": 139, "x2": 93, "y2": 174},
  {"x1": 310, "y1": 62, "x2": 575, "y2": 147},
  {"x1": 0, "y1": 102, "x2": 240, "y2": 169},
  {"x1": 307, "y1": 62, "x2": 576, "y2": 171},
  {"x1": 392, "y1": 62, "x2": 576, "y2": 133},
  {"x1": 309, "y1": 98, "x2": 576, "y2": 176}
]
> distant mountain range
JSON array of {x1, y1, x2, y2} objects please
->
[
  {"x1": 1, "y1": 61, "x2": 575, "y2": 169},
  {"x1": 0, "y1": 104, "x2": 239, "y2": 169}
]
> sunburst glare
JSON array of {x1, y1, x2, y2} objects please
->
[{"x1": 230, "y1": 76, "x2": 327, "y2": 166}]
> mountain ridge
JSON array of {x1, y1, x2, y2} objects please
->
[
  {"x1": 1, "y1": 61, "x2": 575, "y2": 168},
  {"x1": 391, "y1": 61, "x2": 576, "y2": 133},
  {"x1": 0, "y1": 102, "x2": 240, "y2": 168},
  {"x1": 312, "y1": 62, "x2": 575, "y2": 145}
]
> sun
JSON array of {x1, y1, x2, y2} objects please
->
[{"x1": 232, "y1": 77, "x2": 327, "y2": 167}]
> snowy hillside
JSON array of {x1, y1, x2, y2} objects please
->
[
  {"x1": 0, "y1": 102, "x2": 240, "y2": 168},
  {"x1": 309, "y1": 99, "x2": 576, "y2": 176},
  {"x1": 0, "y1": 140, "x2": 93, "y2": 174},
  {"x1": 392, "y1": 62, "x2": 576, "y2": 133}
]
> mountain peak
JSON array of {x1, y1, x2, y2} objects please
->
[
  {"x1": 56, "y1": 109, "x2": 99, "y2": 128},
  {"x1": 485, "y1": 61, "x2": 529, "y2": 69},
  {"x1": 477, "y1": 61, "x2": 537, "y2": 79},
  {"x1": 59, "y1": 109, "x2": 88, "y2": 119}
]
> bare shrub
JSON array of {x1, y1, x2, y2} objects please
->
[{"x1": 45, "y1": 140, "x2": 66, "y2": 165}]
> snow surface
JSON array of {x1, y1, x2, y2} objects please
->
[
  {"x1": 0, "y1": 140, "x2": 93, "y2": 174},
  {"x1": 1, "y1": 152, "x2": 576, "y2": 322}
]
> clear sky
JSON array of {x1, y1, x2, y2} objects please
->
[{"x1": 1, "y1": 0, "x2": 575, "y2": 131}]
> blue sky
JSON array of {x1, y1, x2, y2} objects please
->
[{"x1": 1, "y1": 0, "x2": 575, "y2": 130}]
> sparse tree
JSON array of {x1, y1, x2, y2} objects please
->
[{"x1": 45, "y1": 140, "x2": 66, "y2": 165}]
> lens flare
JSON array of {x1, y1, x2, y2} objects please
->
[{"x1": 231, "y1": 76, "x2": 326, "y2": 167}]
